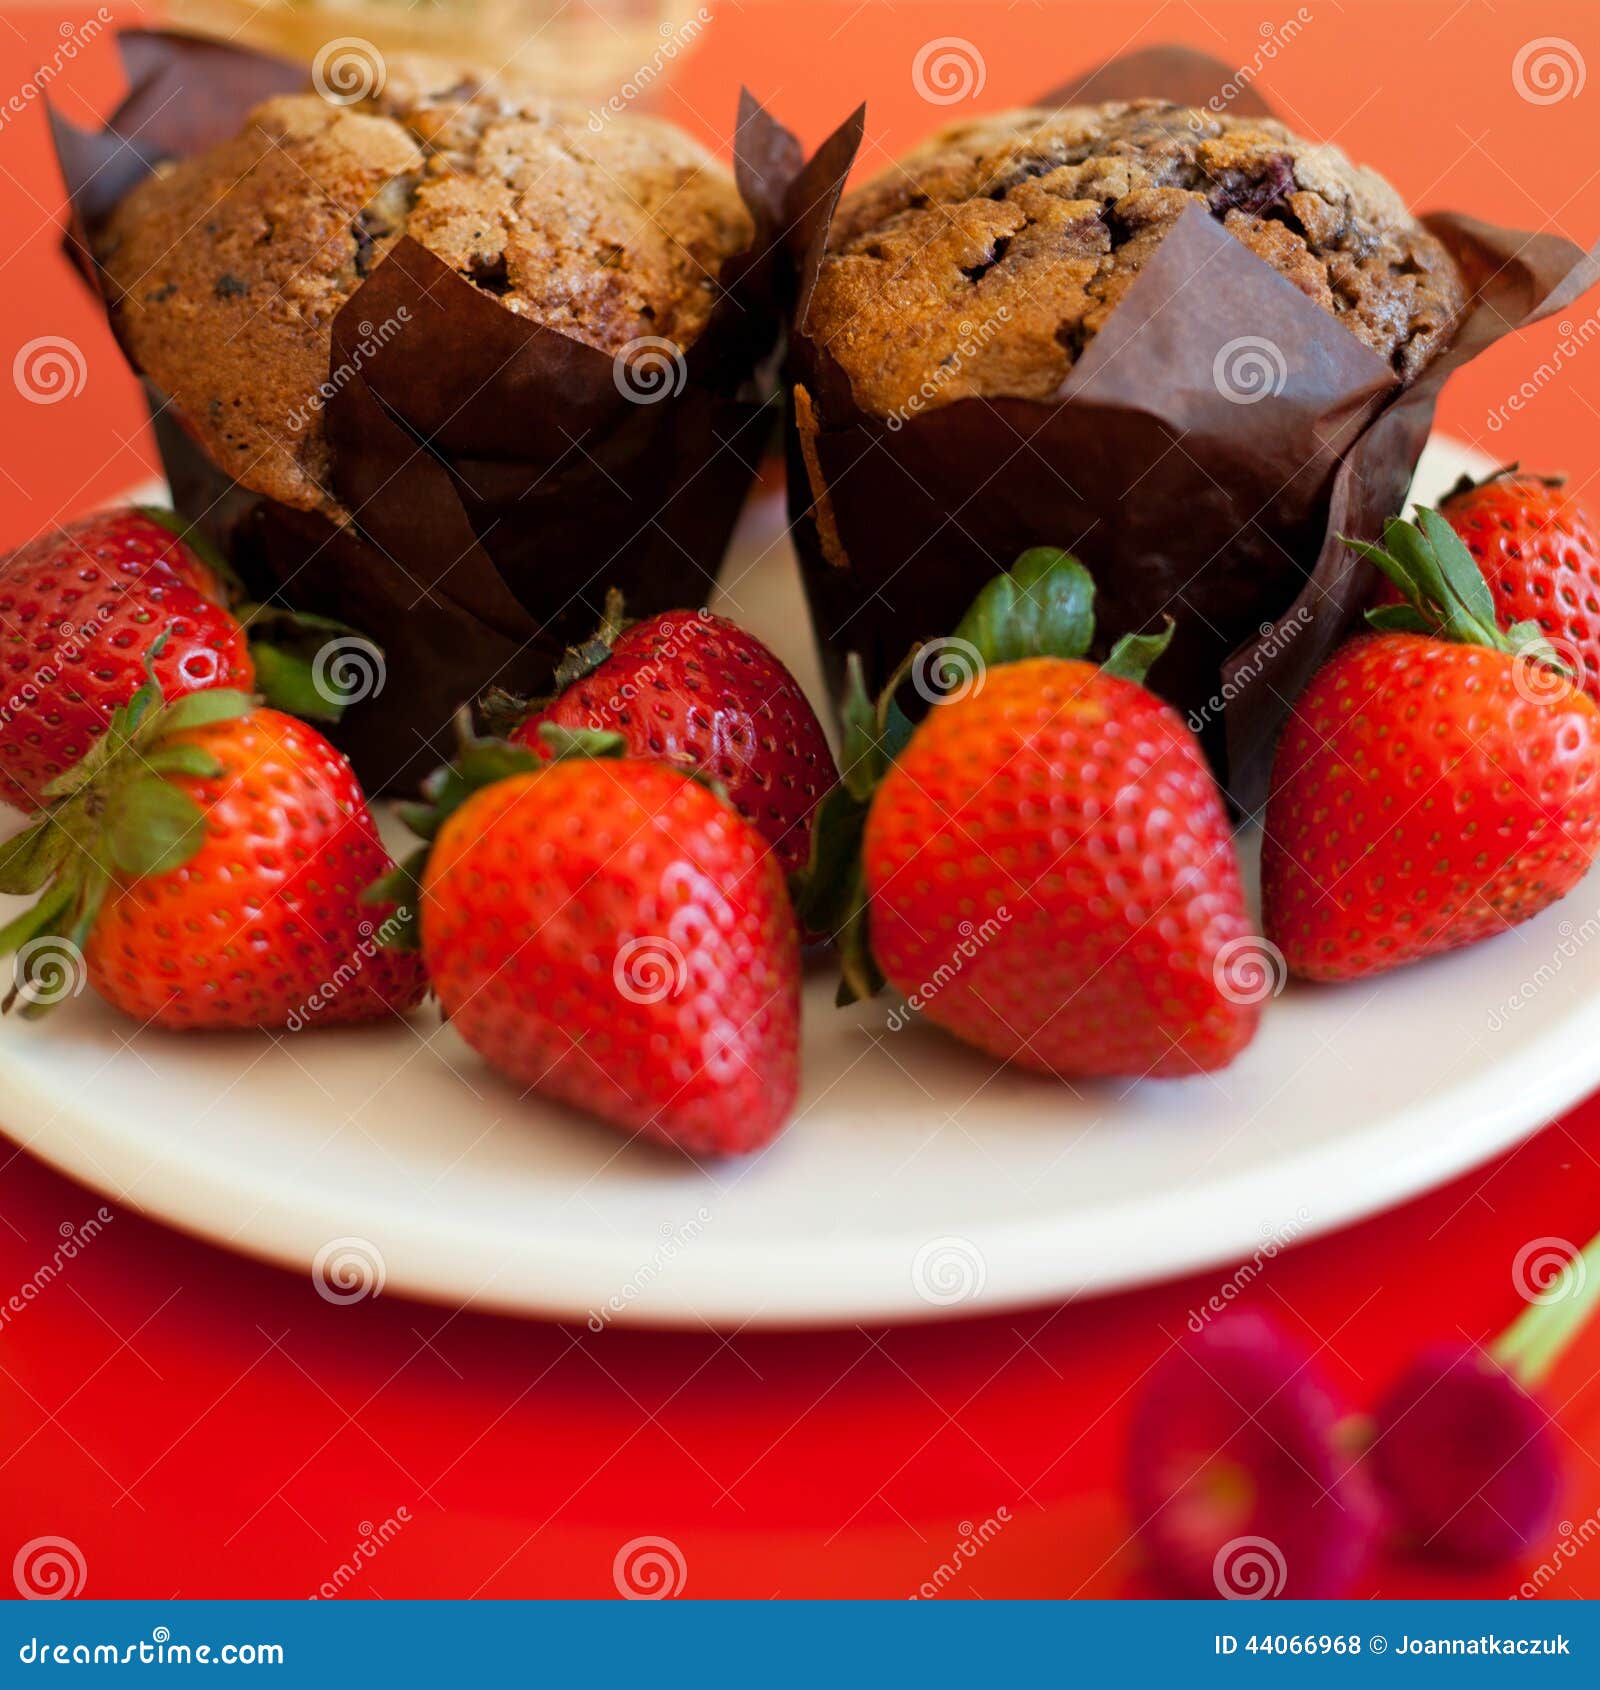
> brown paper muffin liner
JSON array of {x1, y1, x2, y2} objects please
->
[
  {"x1": 784, "y1": 45, "x2": 1600, "y2": 811},
  {"x1": 49, "y1": 29, "x2": 806, "y2": 792}
]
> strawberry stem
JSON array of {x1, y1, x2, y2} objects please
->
[
  {"x1": 1353, "y1": 508, "x2": 1568, "y2": 675},
  {"x1": 0, "y1": 636, "x2": 249, "y2": 1019}
]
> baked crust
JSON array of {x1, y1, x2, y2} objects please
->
[
  {"x1": 807, "y1": 101, "x2": 1466, "y2": 419},
  {"x1": 96, "y1": 60, "x2": 754, "y2": 512}
]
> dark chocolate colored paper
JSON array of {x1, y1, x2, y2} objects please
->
[
  {"x1": 785, "y1": 47, "x2": 1600, "y2": 810},
  {"x1": 51, "y1": 29, "x2": 804, "y2": 791}
]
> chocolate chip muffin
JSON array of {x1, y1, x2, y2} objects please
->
[
  {"x1": 94, "y1": 59, "x2": 755, "y2": 514},
  {"x1": 808, "y1": 101, "x2": 1465, "y2": 417}
]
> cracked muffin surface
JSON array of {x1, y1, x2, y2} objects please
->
[
  {"x1": 95, "y1": 59, "x2": 754, "y2": 513},
  {"x1": 807, "y1": 101, "x2": 1465, "y2": 419}
]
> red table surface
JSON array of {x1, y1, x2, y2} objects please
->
[{"x1": 2, "y1": 0, "x2": 1600, "y2": 1599}]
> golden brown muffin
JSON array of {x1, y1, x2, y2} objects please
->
[
  {"x1": 808, "y1": 101, "x2": 1466, "y2": 419},
  {"x1": 95, "y1": 59, "x2": 755, "y2": 513}
]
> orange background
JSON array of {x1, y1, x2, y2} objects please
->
[
  {"x1": 2, "y1": 0, "x2": 1598, "y2": 548},
  {"x1": 2, "y1": 0, "x2": 1600, "y2": 1601}
]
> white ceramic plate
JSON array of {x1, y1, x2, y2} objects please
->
[{"x1": 2, "y1": 438, "x2": 1588, "y2": 1328}]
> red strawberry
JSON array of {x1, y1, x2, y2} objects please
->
[
  {"x1": 507, "y1": 593, "x2": 836, "y2": 879},
  {"x1": 0, "y1": 508, "x2": 253, "y2": 812},
  {"x1": 384, "y1": 727, "x2": 800, "y2": 1156},
  {"x1": 0, "y1": 663, "x2": 425, "y2": 1029},
  {"x1": 796, "y1": 548, "x2": 1262, "y2": 1078},
  {"x1": 1439, "y1": 469, "x2": 1600, "y2": 703},
  {"x1": 1263, "y1": 510, "x2": 1600, "y2": 981}
]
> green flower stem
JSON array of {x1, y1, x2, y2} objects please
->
[{"x1": 1491, "y1": 1228, "x2": 1600, "y2": 1390}]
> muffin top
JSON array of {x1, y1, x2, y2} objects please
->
[
  {"x1": 807, "y1": 101, "x2": 1465, "y2": 419},
  {"x1": 96, "y1": 59, "x2": 755, "y2": 513}
]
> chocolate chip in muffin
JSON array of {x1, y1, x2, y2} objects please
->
[{"x1": 807, "y1": 100, "x2": 1465, "y2": 420}]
